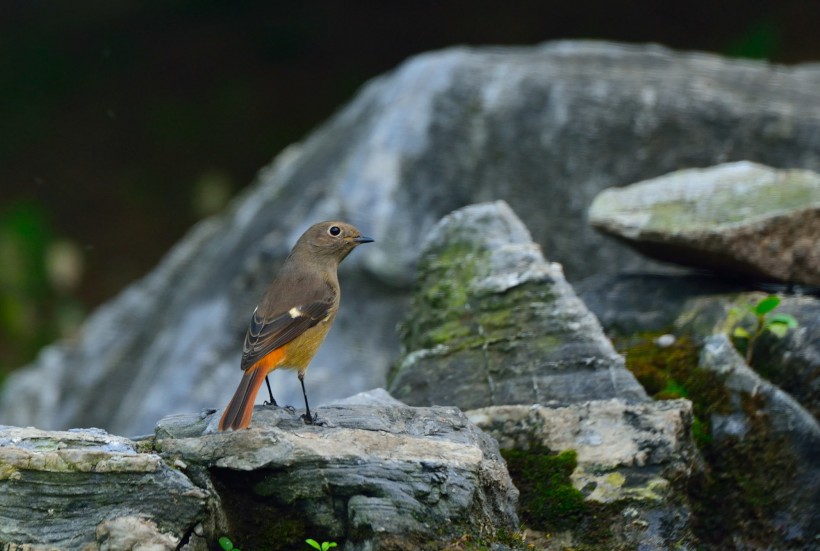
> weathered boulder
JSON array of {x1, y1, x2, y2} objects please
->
[
  {"x1": 470, "y1": 398, "x2": 700, "y2": 550},
  {"x1": 694, "y1": 335, "x2": 820, "y2": 549},
  {"x1": 5, "y1": 41, "x2": 820, "y2": 435},
  {"x1": 389, "y1": 201, "x2": 647, "y2": 409},
  {"x1": 0, "y1": 426, "x2": 208, "y2": 549},
  {"x1": 156, "y1": 400, "x2": 520, "y2": 551},
  {"x1": 589, "y1": 161, "x2": 820, "y2": 286}
]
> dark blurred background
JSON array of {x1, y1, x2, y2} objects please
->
[{"x1": 2, "y1": 0, "x2": 819, "y2": 376}]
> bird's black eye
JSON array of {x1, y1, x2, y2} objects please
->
[{"x1": 328, "y1": 225, "x2": 341, "y2": 237}]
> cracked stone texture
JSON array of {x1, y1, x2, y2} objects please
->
[
  {"x1": 0, "y1": 426, "x2": 208, "y2": 549},
  {"x1": 388, "y1": 201, "x2": 647, "y2": 409},
  {"x1": 589, "y1": 161, "x2": 820, "y2": 286}
]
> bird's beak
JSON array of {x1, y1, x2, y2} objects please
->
[{"x1": 353, "y1": 235, "x2": 374, "y2": 244}]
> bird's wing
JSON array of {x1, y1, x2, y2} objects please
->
[{"x1": 240, "y1": 298, "x2": 333, "y2": 370}]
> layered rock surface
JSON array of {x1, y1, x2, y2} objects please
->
[
  {"x1": 0, "y1": 399, "x2": 519, "y2": 550},
  {"x1": 0, "y1": 426, "x2": 208, "y2": 549}
]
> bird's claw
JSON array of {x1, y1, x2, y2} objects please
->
[{"x1": 301, "y1": 413, "x2": 324, "y2": 426}]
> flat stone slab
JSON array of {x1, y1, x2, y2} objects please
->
[{"x1": 589, "y1": 161, "x2": 820, "y2": 286}]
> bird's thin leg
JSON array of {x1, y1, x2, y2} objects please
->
[
  {"x1": 298, "y1": 372, "x2": 316, "y2": 424},
  {"x1": 263, "y1": 376, "x2": 277, "y2": 406}
]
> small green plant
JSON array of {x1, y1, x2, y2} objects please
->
[
  {"x1": 730, "y1": 294, "x2": 798, "y2": 364},
  {"x1": 218, "y1": 536, "x2": 241, "y2": 551},
  {"x1": 305, "y1": 540, "x2": 337, "y2": 551}
]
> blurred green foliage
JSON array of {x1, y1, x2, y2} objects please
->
[
  {"x1": 0, "y1": 202, "x2": 84, "y2": 377},
  {"x1": 726, "y1": 19, "x2": 780, "y2": 60}
]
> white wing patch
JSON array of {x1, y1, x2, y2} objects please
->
[{"x1": 288, "y1": 306, "x2": 303, "y2": 318}]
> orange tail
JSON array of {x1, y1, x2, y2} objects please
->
[{"x1": 219, "y1": 367, "x2": 268, "y2": 431}]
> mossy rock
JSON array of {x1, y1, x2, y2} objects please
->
[{"x1": 390, "y1": 202, "x2": 647, "y2": 410}]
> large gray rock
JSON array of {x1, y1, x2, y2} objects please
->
[
  {"x1": 4, "y1": 41, "x2": 820, "y2": 435},
  {"x1": 156, "y1": 401, "x2": 520, "y2": 551},
  {"x1": 0, "y1": 426, "x2": 208, "y2": 549},
  {"x1": 470, "y1": 399, "x2": 700, "y2": 550},
  {"x1": 589, "y1": 162, "x2": 820, "y2": 285},
  {"x1": 389, "y1": 201, "x2": 647, "y2": 409}
]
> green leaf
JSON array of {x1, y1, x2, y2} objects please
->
[
  {"x1": 767, "y1": 322, "x2": 789, "y2": 338},
  {"x1": 754, "y1": 295, "x2": 780, "y2": 315},
  {"x1": 766, "y1": 313, "x2": 798, "y2": 329},
  {"x1": 733, "y1": 327, "x2": 751, "y2": 339},
  {"x1": 325, "y1": 544, "x2": 338, "y2": 550},
  {"x1": 306, "y1": 540, "x2": 322, "y2": 550},
  {"x1": 218, "y1": 537, "x2": 234, "y2": 551}
]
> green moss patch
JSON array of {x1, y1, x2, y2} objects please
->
[
  {"x1": 616, "y1": 332, "x2": 731, "y2": 447},
  {"x1": 501, "y1": 446, "x2": 585, "y2": 533},
  {"x1": 690, "y1": 393, "x2": 801, "y2": 548}
]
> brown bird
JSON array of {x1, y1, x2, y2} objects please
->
[{"x1": 218, "y1": 221, "x2": 373, "y2": 431}]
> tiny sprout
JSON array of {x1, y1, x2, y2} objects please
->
[
  {"x1": 218, "y1": 536, "x2": 240, "y2": 551},
  {"x1": 306, "y1": 539, "x2": 337, "y2": 551},
  {"x1": 730, "y1": 294, "x2": 798, "y2": 365}
]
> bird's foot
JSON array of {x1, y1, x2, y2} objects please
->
[
  {"x1": 284, "y1": 405, "x2": 297, "y2": 414},
  {"x1": 262, "y1": 399, "x2": 279, "y2": 407},
  {"x1": 301, "y1": 412, "x2": 324, "y2": 426}
]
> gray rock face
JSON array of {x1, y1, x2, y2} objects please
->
[
  {"x1": 389, "y1": 201, "x2": 647, "y2": 409},
  {"x1": 698, "y1": 335, "x2": 820, "y2": 548},
  {"x1": 470, "y1": 399, "x2": 700, "y2": 550},
  {"x1": 4, "y1": 41, "x2": 820, "y2": 435},
  {"x1": 0, "y1": 426, "x2": 208, "y2": 549},
  {"x1": 157, "y1": 403, "x2": 519, "y2": 551},
  {"x1": 589, "y1": 162, "x2": 820, "y2": 285}
]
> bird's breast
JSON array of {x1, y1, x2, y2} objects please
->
[{"x1": 283, "y1": 314, "x2": 335, "y2": 372}]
